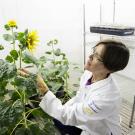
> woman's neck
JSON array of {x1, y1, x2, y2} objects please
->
[{"x1": 91, "y1": 73, "x2": 108, "y2": 83}]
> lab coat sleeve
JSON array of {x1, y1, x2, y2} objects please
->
[{"x1": 39, "y1": 91, "x2": 114, "y2": 126}]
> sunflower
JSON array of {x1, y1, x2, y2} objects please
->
[
  {"x1": 27, "y1": 31, "x2": 39, "y2": 51},
  {"x1": 8, "y1": 20, "x2": 17, "y2": 27}
]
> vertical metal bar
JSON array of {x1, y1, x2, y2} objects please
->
[
  {"x1": 111, "y1": 0, "x2": 116, "y2": 40},
  {"x1": 129, "y1": 96, "x2": 135, "y2": 128},
  {"x1": 100, "y1": 3, "x2": 102, "y2": 24},
  {"x1": 83, "y1": 3, "x2": 86, "y2": 66},
  {"x1": 113, "y1": 0, "x2": 116, "y2": 24},
  {"x1": 100, "y1": 2, "x2": 102, "y2": 41}
]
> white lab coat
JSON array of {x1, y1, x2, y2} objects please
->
[{"x1": 39, "y1": 70, "x2": 121, "y2": 135}]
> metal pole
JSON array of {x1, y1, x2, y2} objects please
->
[
  {"x1": 100, "y1": 2, "x2": 102, "y2": 41},
  {"x1": 113, "y1": 0, "x2": 116, "y2": 24},
  {"x1": 83, "y1": 4, "x2": 86, "y2": 66}
]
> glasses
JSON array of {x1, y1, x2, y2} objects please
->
[{"x1": 89, "y1": 48, "x2": 104, "y2": 63}]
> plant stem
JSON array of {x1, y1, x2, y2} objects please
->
[
  {"x1": 65, "y1": 73, "x2": 68, "y2": 92},
  {"x1": 14, "y1": 86, "x2": 22, "y2": 99},
  {"x1": 23, "y1": 112, "x2": 28, "y2": 128},
  {"x1": 51, "y1": 44, "x2": 56, "y2": 66},
  {"x1": 21, "y1": 90, "x2": 28, "y2": 129},
  {"x1": 27, "y1": 119, "x2": 37, "y2": 126},
  {"x1": 11, "y1": 27, "x2": 16, "y2": 65},
  {"x1": 19, "y1": 49, "x2": 22, "y2": 68},
  {"x1": 11, "y1": 28, "x2": 15, "y2": 50},
  {"x1": 26, "y1": 107, "x2": 39, "y2": 119},
  {"x1": 29, "y1": 99, "x2": 40, "y2": 103},
  {"x1": 10, "y1": 118, "x2": 24, "y2": 135}
]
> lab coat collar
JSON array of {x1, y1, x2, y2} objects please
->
[{"x1": 85, "y1": 70, "x2": 112, "y2": 92}]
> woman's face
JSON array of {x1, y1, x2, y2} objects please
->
[{"x1": 84, "y1": 44, "x2": 109, "y2": 74}]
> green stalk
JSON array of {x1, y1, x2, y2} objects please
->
[
  {"x1": 25, "y1": 107, "x2": 39, "y2": 118},
  {"x1": 10, "y1": 118, "x2": 24, "y2": 135},
  {"x1": 23, "y1": 90, "x2": 28, "y2": 128},
  {"x1": 14, "y1": 87, "x2": 22, "y2": 99},
  {"x1": 65, "y1": 74, "x2": 68, "y2": 91},
  {"x1": 19, "y1": 49, "x2": 22, "y2": 68},
  {"x1": 11, "y1": 27, "x2": 16, "y2": 65},
  {"x1": 23, "y1": 112, "x2": 28, "y2": 128},
  {"x1": 29, "y1": 99, "x2": 40, "y2": 103},
  {"x1": 27, "y1": 119, "x2": 37, "y2": 126},
  {"x1": 11, "y1": 28, "x2": 15, "y2": 50},
  {"x1": 51, "y1": 44, "x2": 56, "y2": 66}
]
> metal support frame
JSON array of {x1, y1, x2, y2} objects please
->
[
  {"x1": 129, "y1": 95, "x2": 135, "y2": 128},
  {"x1": 83, "y1": 4, "x2": 86, "y2": 66}
]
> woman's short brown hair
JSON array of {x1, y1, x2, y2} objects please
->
[{"x1": 95, "y1": 40, "x2": 130, "y2": 72}]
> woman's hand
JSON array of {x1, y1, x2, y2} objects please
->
[
  {"x1": 36, "y1": 74, "x2": 49, "y2": 95},
  {"x1": 18, "y1": 69, "x2": 49, "y2": 95}
]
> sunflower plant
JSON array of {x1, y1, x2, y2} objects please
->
[
  {"x1": 0, "y1": 20, "x2": 76, "y2": 134},
  {"x1": 0, "y1": 20, "x2": 56, "y2": 135},
  {"x1": 3, "y1": 20, "x2": 39, "y2": 68}
]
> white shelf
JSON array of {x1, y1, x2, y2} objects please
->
[{"x1": 85, "y1": 32, "x2": 135, "y2": 42}]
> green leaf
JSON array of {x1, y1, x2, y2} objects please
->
[
  {"x1": 47, "y1": 39, "x2": 58, "y2": 46},
  {"x1": 10, "y1": 50, "x2": 18, "y2": 60},
  {"x1": 54, "y1": 61, "x2": 61, "y2": 65},
  {"x1": 53, "y1": 39, "x2": 58, "y2": 44},
  {"x1": 5, "y1": 55, "x2": 13, "y2": 63},
  {"x1": 13, "y1": 76, "x2": 25, "y2": 86},
  {"x1": 39, "y1": 56, "x2": 46, "y2": 62},
  {"x1": 3, "y1": 34, "x2": 13, "y2": 41},
  {"x1": 17, "y1": 32, "x2": 27, "y2": 49},
  {"x1": 61, "y1": 53, "x2": 66, "y2": 58},
  {"x1": 47, "y1": 40, "x2": 53, "y2": 46},
  {"x1": 57, "y1": 65, "x2": 69, "y2": 77},
  {"x1": 52, "y1": 82, "x2": 62, "y2": 91},
  {"x1": 17, "y1": 32, "x2": 27, "y2": 50},
  {"x1": 54, "y1": 48, "x2": 61, "y2": 56},
  {"x1": 13, "y1": 75, "x2": 37, "y2": 97},
  {"x1": 0, "y1": 45, "x2": 4, "y2": 50},
  {"x1": 10, "y1": 91, "x2": 20, "y2": 101},
  {"x1": 0, "y1": 80, "x2": 8, "y2": 96},
  {"x1": 0, "y1": 127, "x2": 8, "y2": 135},
  {"x1": 45, "y1": 51, "x2": 52, "y2": 54},
  {"x1": 4, "y1": 24, "x2": 10, "y2": 30},
  {"x1": 15, "y1": 128, "x2": 32, "y2": 135},
  {"x1": 0, "y1": 60, "x2": 16, "y2": 81},
  {"x1": 38, "y1": 56, "x2": 47, "y2": 66},
  {"x1": 15, "y1": 125, "x2": 46, "y2": 135},
  {"x1": 17, "y1": 32, "x2": 25, "y2": 40},
  {"x1": 24, "y1": 29, "x2": 28, "y2": 35},
  {"x1": 14, "y1": 32, "x2": 18, "y2": 39},
  {"x1": 7, "y1": 64, "x2": 17, "y2": 78},
  {"x1": 22, "y1": 52, "x2": 38, "y2": 65},
  {"x1": 0, "y1": 100, "x2": 23, "y2": 131},
  {"x1": 29, "y1": 125, "x2": 46, "y2": 135}
]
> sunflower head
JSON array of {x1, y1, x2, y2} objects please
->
[
  {"x1": 8, "y1": 20, "x2": 17, "y2": 28},
  {"x1": 27, "y1": 31, "x2": 39, "y2": 51}
]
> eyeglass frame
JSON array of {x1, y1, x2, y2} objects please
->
[{"x1": 89, "y1": 47, "x2": 104, "y2": 63}]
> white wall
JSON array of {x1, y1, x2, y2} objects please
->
[{"x1": 0, "y1": 0, "x2": 83, "y2": 66}]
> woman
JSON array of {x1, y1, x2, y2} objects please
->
[{"x1": 20, "y1": 40, "x2": 129, "y2": 135}]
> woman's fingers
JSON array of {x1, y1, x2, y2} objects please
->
[
  {"x1": 36, "y1": 75, "x2": 49, "y2": 94},
  {"x1": 20, "y1": 68, "x2": 30, "y2": 74},
  {"x1": 17, "y1": 69, "x2": 29, "y2": 77},
  {"x1": 18, "y1": 70, "x2": 49, "y2": 94}
]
